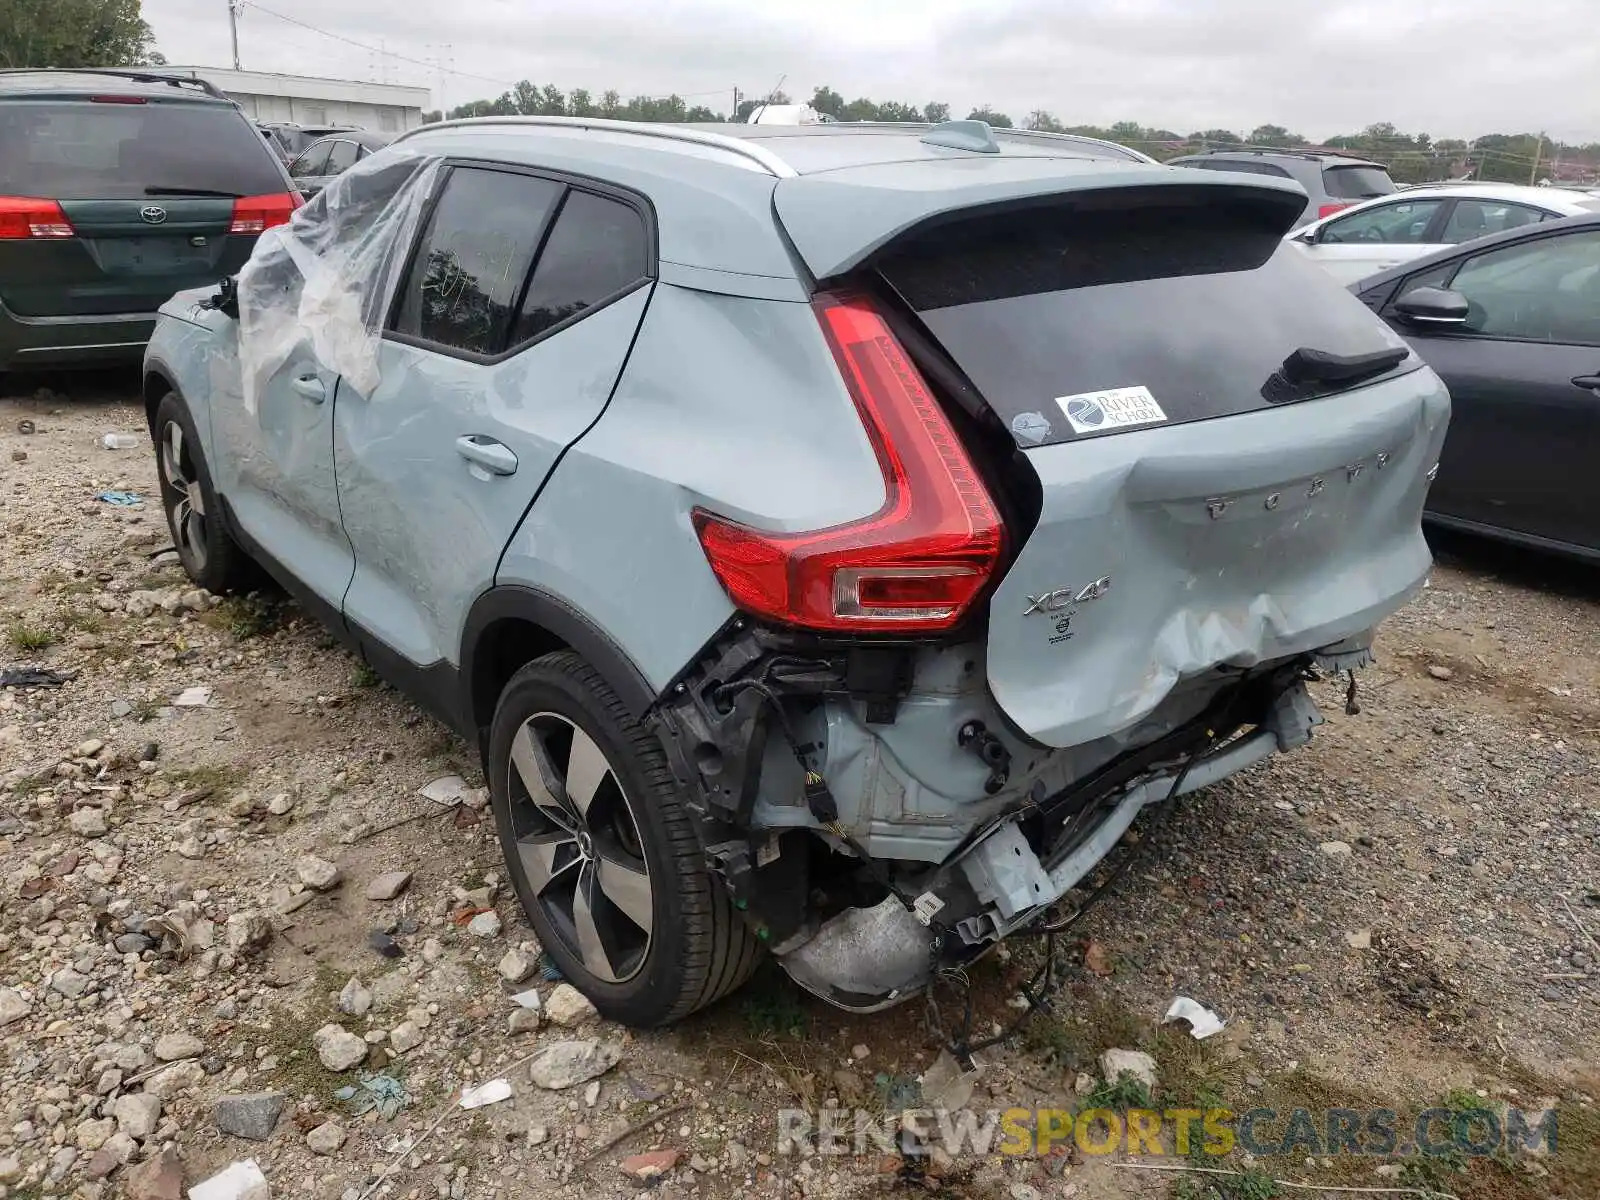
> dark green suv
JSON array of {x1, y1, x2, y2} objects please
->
[{"x1": 0, "y1": 69, "x2": 300, "y2": 372}]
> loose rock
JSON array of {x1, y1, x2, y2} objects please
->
[
  {"x1": 313, "y1": 1023, "x2": 368, "y2": 1072},
  {"x1": 545, "y1": 983, "x2": 597, "y2": 1027},
  {"x1": 214, "y1": 1092, "x2": 287, "y2": 1141},
  {"x1": 225, "y1": 911, "x2": 273, "y2": 954},
  {"x1": 306, "y1": 1120, "x2": 348, "y2": 1155},
  {"x1": 365, "y1": 870, "x2": 413, "y2": 900},
  {"x1": 153, "y1": 1032, "x2": 204, "y2": 1062},
  {"x1": 467, "y1": 909, "x2": 502, "y2": 938},
  {"x1": 338, "y1": 976, "x2": 373, "y2": 1017},
  {"x1": 1098, "y1": 1048, "x2": 1158, "y2": 1091},
  {"x1": 528, "y1": 1039, "x2": 621, "y2": 1090},
  {"x1": 0, "y1": 986, "x2": 30, "y2": 1026},
  {"x1": 69, "y1": 807, "x2": 109, "y2": 838},
  {"x1": 111, "y1": 1092, "x2": 162, "y2": 1139},
  {"x1": 296, "y1": 854, "x2": 342, "y2": 891},
  {"x1": 498, "y1": 948, "x2": 536, "y2": 983},
  {"x1": 389, "y1": 1021, "x2": 423, "y2": 1054},
  {"x1": 123, "y1": 1145, "x2": 184, "y2": 1200},
  {"x1": 619, "y1": 1148, "x2": 681, "y2": 1184}
]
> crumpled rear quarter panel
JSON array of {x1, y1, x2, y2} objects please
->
[{"x1": 987, "y1": 367, "x2": 1450, "y2": 748}]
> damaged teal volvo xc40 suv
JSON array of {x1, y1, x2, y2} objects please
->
[{"x1": 141, "y1": 117, "x2": 1448, "y2": 1026}]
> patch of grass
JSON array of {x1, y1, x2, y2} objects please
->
[
  {"x1": 56, "y1": 606, "x2": 105, "y2": 634},
  {"x1": 1084, "y1": 1071, "x2": 1153, "y2": 1112},
  {"x1": 7, "y1": 623, "x2": 55, "y2": 652},
  {"x1": 350, "y1": 662, "x2": 381, "y2": 689},
  {"x1": 1017, "y1": 986, "x2": 1149, "y2": 1071},
  {"x1": 54, "y1": 578, "x2": 97, "y2": 596},
  {"x1": 1174, "y1": 1164, "x2": 1282, "y2": 1200},
  {"x1": 200, "y1": 594, "x2": 283, "y2": 640},
  {"x1": 135, "y1": 570, "x2": 180, "y2": 590},
  {"x1": 165, "y1": 763, "x2": 248, "y2": 795},
  {"x1": 737, "y1": 966, "x2": 809, "y2": 1039}
]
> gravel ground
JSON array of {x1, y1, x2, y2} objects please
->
[{"x1": 1, "y1": 376, "x2": 1596, "y2": 1200}]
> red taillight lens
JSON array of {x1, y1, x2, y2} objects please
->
[
  {"x1": 0, "y1": 196, "x2": 75, "y2": 240},
  {"x1": 229, "y1": 192, "x2": 302, "y2": 235},
  {"x1": 1318, "y1": 202, "x2": 1353, "y2": 220},
  {"x1": 692, "y1": 293, "x2": 1005, "y2": 633},
  {"x1": 89, "y1": 95, "x2": 147, "y2": 104}
]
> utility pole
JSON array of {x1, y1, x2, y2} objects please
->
[
  {"x1": 732, "y1": 87, "x2": 739, "y2": 122},
  {"x1": 1529, "y1": 131, "x2": 1545, "y2": 185},
  {"x1": 227, "y1": 0, "x2": 241, "y2": 70}
]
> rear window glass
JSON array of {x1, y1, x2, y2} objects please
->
[
  {"x1": 1322, "y1": 164, "x2": 1395, "y2": 199},
  {"x1": 879, "y1": 194, "x2": 1412, "y2": 446},
  {"x1": 0, "y1": 100, "x2": 286, "y2": 199}
]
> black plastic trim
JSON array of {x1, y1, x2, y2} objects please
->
[{"x1": 459, "y1": 584, "x2": 656, "y2": 724}]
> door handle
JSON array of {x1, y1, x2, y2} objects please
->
[
  {"x1": 1571, "y1": 375, "x2": 1600, "y2": 392},
  {"x1": 290, "y1": 375, "x2": 326, "y2": 403},
  {"x1": 455, "y1": 435, "x2": 518, "y2": 476}
]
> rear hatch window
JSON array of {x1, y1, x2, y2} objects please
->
[
  {"x1": 0, "y1": 100, "x2": 285, "y2": 199},
  {"x1": 1322, "y1": 164, "x2": 1395, "y2": 200},
  {"x1": 876, "y1": 188, "x2": 1413, "y2": 448}
]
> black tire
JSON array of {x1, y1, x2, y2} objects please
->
[
  {"x1": 488, "y1": 650, "x2": 761, "y2": 1026},
  {"x1": 152, "y1": 391, "x2": 254, "y2": 595}
]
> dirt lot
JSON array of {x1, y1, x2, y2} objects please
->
[{"x1": 1, "y1": 375, "x2": 1596, "y2": 1200}]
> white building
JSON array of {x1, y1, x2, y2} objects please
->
[{"x1": 164, "y1": 66, "x2": 430, "y2": 134}]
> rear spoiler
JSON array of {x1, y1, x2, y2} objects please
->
[{"x1": 773, "y1": 159, "x2": 1309, "y2": 281}]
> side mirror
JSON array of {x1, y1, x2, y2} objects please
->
[
  {"x1": 1393, "y1": 286, "x2": 1470, "y2": 327},
  {"x1": 1293, "y1": 227, "x2": 1318, "y2": 245}
]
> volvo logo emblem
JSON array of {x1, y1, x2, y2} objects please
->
[{"x1": 139, "y1": 205, "x2": 168, "y2": 225}]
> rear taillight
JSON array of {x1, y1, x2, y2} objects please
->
[
  {"x1": 1318, "y1": 203, "x2": 1353, "y2": 220},
  {"x1": 89, "y1": 95, "x2": 147, "y2": 104},
  {"x1": 229, "y1": 192, "x2": 302, "y2": 235},
  {"x1": 692, "y1": 293, "x2": 1005, "y2": 633},
  {"x1": 0, "y1": 197, "x2": 74, "y2": 240}
]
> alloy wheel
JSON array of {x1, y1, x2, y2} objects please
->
[
  {"x1": 158, "y1": 420, "x2": 208, "y2": 572},
  {"x1": 506, "y1": 712, "x2": 653, "y2": 983}
]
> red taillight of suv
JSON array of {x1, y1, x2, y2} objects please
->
[
  {"x1": 1317, "y1": 203, "x2": 1353, "y2": 220},
  {"x1": 693, "y1": 293, "x2": 1005, "y2": 633},
  {"x1": 229, "y1": 192, "x2": 302, "y2": 235},
  {"x1": 0, "y1": 197, "x2": 75, "y2": 240}
]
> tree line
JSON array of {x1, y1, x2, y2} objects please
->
[{"x1": 428, "y1": 84, "x2": 1599, "y2": 187}]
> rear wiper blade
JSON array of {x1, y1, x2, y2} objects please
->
[
  {"x1": 1280, "y1": 345, "x2": 1408, "y2": 386},
  {"x1": 142, "y1": 186, "x2": 242, "y2": 198}
]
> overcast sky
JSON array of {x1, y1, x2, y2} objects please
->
[{"x1": 144, "y1": 0, "x2": 1598, "y2": 143}]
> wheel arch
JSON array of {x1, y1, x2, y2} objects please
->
[
  {"x1": 460, "y1": 585, "x2": 657, "y2": 761},
  {"x1": 142, "y1": 365, "x2": 178, "y2": 436}
]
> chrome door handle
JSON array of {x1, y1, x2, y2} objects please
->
[
  {"x1": 290, "y1": 375, "x2": 326, "y2": 403},
  {"x1": 455, "y1": 435, "x2": 518, "y2": 476},
  {"x1": 1572, "y1": 375, "x2": 1600, "y2": 392}
]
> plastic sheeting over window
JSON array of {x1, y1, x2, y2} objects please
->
[{"x1": 237, "y1": 149, "x2": 444, "y2": 414}]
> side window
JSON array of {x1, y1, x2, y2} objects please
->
[
  {"x1": 392, "y1": 168, "x2": 564, "y2": 356},
  {"x1": 1440, "y1": 199, "x2": 1549, "y2": 244},
  {"x1": 324, "y1": 140, "x2": 360, "y2": 174},
  {"x1": 513, "y1": 190, "x2": 650, "y2": 345},
  {"x1": 1447, "y1": 230, "x2": 1600, "y2": 343},
  {"x1": 1320, "y1": 199, "x2": 1443, "y2": 245},
  {"x1": 289, "y1": 142, "x2": 331, "y2": 177}
]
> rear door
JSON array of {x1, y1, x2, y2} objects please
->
[
  {"x1": 1384, "y1": 227, "x2": 1600, "y2": 551},
  {"x1": 1296, "y1": 196, "x2": 1448, "y2": 285},
  {"x1": 287, "y1": 140, "x2": 333, "y2": 197},
  {"x1": 875, "y1": 192, "x2": 1445, "y2": 747},
  {"x1": 332, "y1": 165, "x2": 655, "y2": 671},
  {"x1": 0, "y1": 97, "x2": 294, "y2": 317}
]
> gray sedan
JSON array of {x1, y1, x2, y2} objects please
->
[{"x1": 287, "y1": 130, "x2": 394, "y2": 198}]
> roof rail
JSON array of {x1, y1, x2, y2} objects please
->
[
  {"x1": 394, "y1": 116, "x2": 798, "y2": 178},
  {"x1": 0, "y1": 67, "x2": 230, "y2": 100}
]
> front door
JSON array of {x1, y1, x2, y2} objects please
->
[
  {"x1": 1298, "y1": 196, "x2": 1448, "y2": 285},
  {"x1": 1390, "y1": 226, "x2": 1600, "y2": 551},
  {"x1": 332, "y1": 164, "x2": 656, "y2": 672}
]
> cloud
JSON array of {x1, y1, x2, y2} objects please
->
[{"x1": 143, "y1": 0, "x2": 1598, "y2": 142}]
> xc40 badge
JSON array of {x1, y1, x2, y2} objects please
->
[{"x1": 1024, "y1": 576, "x2": 1112, "y2": 646}]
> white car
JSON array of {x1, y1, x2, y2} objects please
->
[{"x1": 1285, "y1": 183, "x2": 1600, "y2": 285}]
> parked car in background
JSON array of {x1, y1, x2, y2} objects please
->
[
  {"x1": 143, "y1": 117, "x2": 1445, "y2": 1026},
  {"x1": 1353, "y1": 213, "x2": 1600, "y2": 560},
  {"x1": 0, "y1": 68, "x2": 300, "y2": 373},
  {"x1": 1168, "y1": 148, "x2": 1396, "y2": 228},
  {"x1": 288, "y1": 131, "x2": 396, "y2": 197},
  {"x1": 259, "y1": 121, "x2": 360, "y2": 162},
  {"x1": 1286, "y1": 183, "x2": 1600, "y2": 285}
]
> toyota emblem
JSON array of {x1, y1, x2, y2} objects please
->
[{"x1": 139, "y1": 205, "x2": 168, "y2": 225}]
